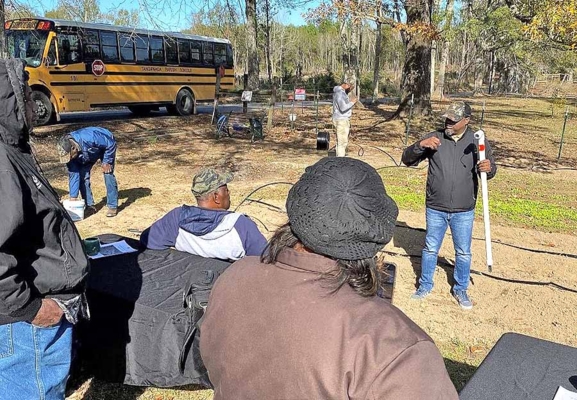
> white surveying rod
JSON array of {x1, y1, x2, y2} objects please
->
[{"x1": 474, "y1": 130, "x2": 493, "y2": 271}]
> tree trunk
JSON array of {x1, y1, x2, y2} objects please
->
[
  {"x1": 245, "y1": 0, "x2": 259, "y2": 90},
  {"x1": 436, "y1": 0, "x2": 455, "y2": 100},
  {"x1": 372, "y1": 20, "x2": 382, "y2": 103},
  {"x1": 264, "y1": 0, "x2": 272, "y2": 83},
  {"x1": 0, "y1": 0, "x2": 6, "y2": 58},
  {"x1": 395, "y1": 0, "x2": 433, "y2": 117},
  {"x1": 339, "y1": 18, "x2": 359, "y2": 95},
  {"x1": 488, "y1": 51, "x2": 495, "y2": 94},
  {"x1": 430, "y1": 40, "x2": 436, "y2": 97}
]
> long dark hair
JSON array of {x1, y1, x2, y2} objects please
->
[{"x1": 261, "y1": 223, "x2": 383, "y2": 297}]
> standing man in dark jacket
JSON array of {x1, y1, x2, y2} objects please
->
[
  {"x1": 402, "y1": 101, "x2": 496, "y2": 309},
  {"x1": 0, "y1": 59, "x2": 89, "y2": 399},
  {"x1": 57, "y1": 127, "x2": 119, "y2": 217}
]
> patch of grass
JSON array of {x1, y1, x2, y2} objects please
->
[
  {"x1": 490, "y1": 196, "x2": 577, "y2": 231},
  {"x1": 378, "y1": 166, "x2": 577, "y2": 234}
]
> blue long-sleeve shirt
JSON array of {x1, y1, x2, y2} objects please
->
[{"x1": 67, "y1": 127, "x2": 117, "y2": 198}]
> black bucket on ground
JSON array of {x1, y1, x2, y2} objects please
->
[{"x1": 317, "y1": 131, "x2": 330, "y2": 151}]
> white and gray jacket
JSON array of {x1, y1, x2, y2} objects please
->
[{"x1": 140, "y1": 205, "x2": 268, "y2": 261}]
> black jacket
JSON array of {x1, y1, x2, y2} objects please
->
[
  {"x1": 0, "y1": 143, "x2": 89, "y2": 325},
  {"x1": 401, "y1": 127, "x2": 497, "y2": 212}
]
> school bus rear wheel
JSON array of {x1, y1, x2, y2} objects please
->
[
  {"x1": 32, "y1": 91, "x2": 54, "y2": 126},
  {"x1": 174, "y1": 89, "x2": 194, "y2": 116}
]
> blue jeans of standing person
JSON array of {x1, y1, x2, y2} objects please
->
[
  {"x1": 0, "y1": 319, "x2": 73, "y2": 400},
  {"x1": 68, "y1": 161, "x2": 118, "y2": 209},
  {"x1": 419, "y1": 207, "x2": 475, "y2": 292}
]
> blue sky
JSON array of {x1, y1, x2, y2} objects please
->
[{"x1": 33, "y1": 0, "x2": 312, "y2": 30}]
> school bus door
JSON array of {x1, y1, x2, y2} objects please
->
[{"x1": 46, "y1": 33, "x2": 86, "y2": 112}]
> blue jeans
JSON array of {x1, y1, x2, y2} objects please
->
[
  {"x1": 0, "y1": 319, "x2": 73, "y2": 400},
  {"x1": 68, "y1": 162, "x2": 118, "y2": 209},
  {"x1": 419, "y1": 207, "x2": 475, "y2": 292}
]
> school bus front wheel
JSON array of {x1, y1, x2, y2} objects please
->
[{"x1": 31, "y1": 90, "x2": 55, "y2": 126}]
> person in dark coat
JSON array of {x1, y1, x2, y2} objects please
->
[
  {"x1": 0, "y1": 59, "x2": 89, "y2": 399},
  {"x1": 200, "y1": 157, "x2": 459, "y2": 400},
  {"x1": 402, "y1": 101, "x2": 497, "y2": 309},
  {"x1": 57, "y1": 126, "x2": 119, "y2": 217}
]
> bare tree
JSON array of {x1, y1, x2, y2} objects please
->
[
  {"x1": 436, "y1": 0, "x2": 454, "y2": 100},
  {"x1": 371, "y1": 0, "x2": 382, "y2": 102},
  {"x1": 246, "y1": 0, "x2": 259, "y2": 90},
  {"x1": 394, "y1": 0, "x2": 434, "y2": 117},
  {"x1": 1, "y1": 0, "x2": 6, "y2": 58}
]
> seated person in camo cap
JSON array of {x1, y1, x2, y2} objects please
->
[
  {"x1": 140, "y1": 168, "x2": 267, "y2": 261},
  {"x1": 199, "y1": 157, "x2": 458, "y2": 400}
]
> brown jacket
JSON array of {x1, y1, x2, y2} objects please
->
[{"x1": 200, "y1": 249, "x2": 458, "y2": 400}]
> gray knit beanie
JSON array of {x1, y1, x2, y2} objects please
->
[{"x1": 286, "y1": 157, "x2": 398, "y2": 260}]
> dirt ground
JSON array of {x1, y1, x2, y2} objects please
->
[{"x1": 32, "y1": 96, "x2": 577, "y2": 399}]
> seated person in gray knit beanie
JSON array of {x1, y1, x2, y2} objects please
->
[{"x1": 200, "y1": 157, "x2": 458, "y2": 400}]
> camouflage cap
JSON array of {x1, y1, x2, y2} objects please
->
[
  {"x1": 442, "y1": 101, "x2": 472, "y2": 122},
  {"x1": 191, "y1": 168, "x2": 233, "y2": 197}
]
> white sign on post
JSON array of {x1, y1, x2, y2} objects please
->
[{"x1": 241, "y1": 91, "x2": 253, "y2": 102}]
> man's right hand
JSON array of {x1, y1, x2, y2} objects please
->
[
  {"x1": 31, "y1": 298, "x2": 63, "y2": 328},
  {"x1": 420, "y1": 137, "x2": 441, "y2": 150}
]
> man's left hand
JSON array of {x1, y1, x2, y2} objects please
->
[
  {"x1": 102, "y1": 163, "x2": 113, "y2": 174},
  {"x1": 477, "y1": 159, "x2": 491, "y2": 173}
]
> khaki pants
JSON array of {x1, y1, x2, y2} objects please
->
[{"x1": 332, "y1": 118, "x2": 350, "y2": 157}]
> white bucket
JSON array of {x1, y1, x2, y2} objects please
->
[{"x1": 63, "y1": 199, "x2": 85, "y2": 221}]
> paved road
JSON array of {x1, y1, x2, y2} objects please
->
[{"x1": 57, "y1": 101, "x2": 331, "y2": 124}]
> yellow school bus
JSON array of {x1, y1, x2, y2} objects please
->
[{"x1": 5, "y1": 18, "x2": 235, "y2": 125}]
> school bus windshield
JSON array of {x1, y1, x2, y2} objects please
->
[{"x1": 6, "y1": 30, "x2": 49, "y2": 67}]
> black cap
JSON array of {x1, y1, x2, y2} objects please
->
[{"x1": 286, "y1": 157, "x2": 399, "y2": 260}]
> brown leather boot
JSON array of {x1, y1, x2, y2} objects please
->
[{"x1": 106, "y1": 207, "x2": 117, "y2": 217}]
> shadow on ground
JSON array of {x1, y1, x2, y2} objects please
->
[{"x1": 444, "y1": 358, "x2": 478, "y2": 391}]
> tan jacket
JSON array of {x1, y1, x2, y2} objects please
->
[{"x1": 200, "y1": 249, "x2": 459, "y2": 400}]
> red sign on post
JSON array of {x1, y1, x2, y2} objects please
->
[
  {"x1": 91, "y1": 59, "x2": 106, "y2": 77},
  {"x1": 295, "y1": 88, "x2": 306, "y2": 101}
]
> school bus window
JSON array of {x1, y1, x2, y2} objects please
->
[
  {"x1": 119, "y1": 33, "x2": 135, "y2": 62},
  {"x1": 82, "y1": 29, "x2": 100, "y2": 61},
  {"x1": 100, "y1": 31, "x2": 119, "y2": 62},
  {"x1": 150, "y1": 36, "x2": 164, "y2": 63},
  {"x1": 202, "y1": 42, "x2": 214, "y2": 66},
  {"x1": 135, "y1": 35, "x2": 149, "y2": 63},
  {"x1": 214, "y1": 43, "x2": 226, "y2": 66},
  {"x1": 165, "y1": 38, "x2": 178, "y2": 65},
  {"x1": 191, "y1": 41, "x2": 202, "y2": 64},
  {"x1": 47, "y1": 39, "x2": 57, "y2": 66},
  {"x1": 57, "y1": 33, "x2": 82, "y2": 64},
  {"x1": 178, "y1": 40, "x2": 191, "y2": 64},
  {"x1": 226, "y1": 44, "x2": 234, "y2": 68}
]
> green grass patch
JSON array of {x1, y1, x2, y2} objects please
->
[
  {"x1": 379, "y1": 167, "x2": 577, "y2": 234},
  {"x1": 490, "y1": 196, "x2": 577, "y2": 231}
]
